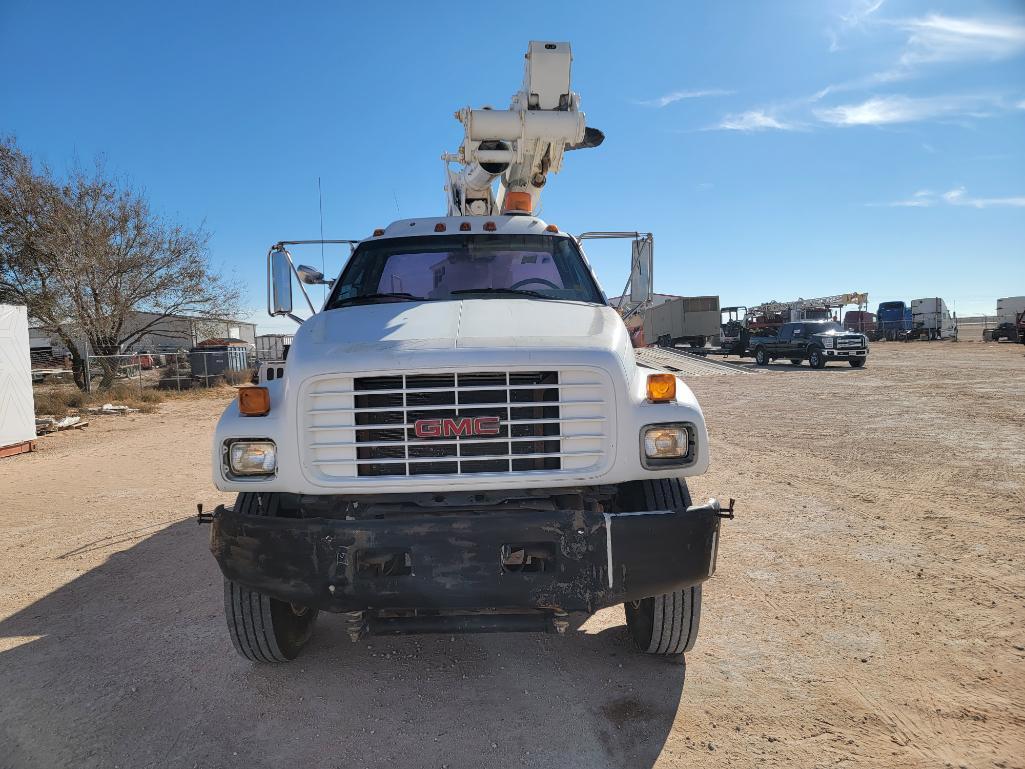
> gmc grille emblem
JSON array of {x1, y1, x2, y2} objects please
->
[{"x1": 414, "y1": 416, "x2": 501, "y2": 439}]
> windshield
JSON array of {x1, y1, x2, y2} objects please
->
[
  {"x1": 807, "y1": 322, "x2": 844, "y2": 333},
  {"x1": 325, "y1": 234, "x2": 605, "y2": 308}
]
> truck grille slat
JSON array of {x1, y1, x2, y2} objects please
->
[
  {"x1": 302, "y1": 368, "x2": 611, "y2": 481},
  {"x1": 312, "y1": 450, "x2": 606, "y2": 466},
  {"x1": 309, "y1": 399, "x2": 604, "y2": 415},
  {"x1": 310, "y1": 433, "x2": 604, "y2": 449},
  {"x1": 308, "y1": 416, "x2": 607, "y2": 431}
]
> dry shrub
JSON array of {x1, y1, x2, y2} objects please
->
[
  {"x1": 33, "y1": 382, "x2": 166, "y2": 415},
  {"x1": 33, "y1": 388, "x2": 78, "y2": 416},
  {"x1": 224, "y1": 370, "x2": 252, "y2": 386}
]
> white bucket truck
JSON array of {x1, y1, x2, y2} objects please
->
[{"x1": 204, "y1": 42, "x2": 731, "y2": 663}]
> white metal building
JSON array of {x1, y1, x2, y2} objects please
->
[
  {"x1": 0, "y1": 304, "x2": 37, "y2": 455},
  {"x1": 30, "y1": 311, "x2": 257, "y2": 356}
]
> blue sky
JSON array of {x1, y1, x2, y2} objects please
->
[{"x1": 3, "y1": 0, "x2": 1023, "y2": 330}]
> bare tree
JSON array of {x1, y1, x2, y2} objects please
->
[{"x1": 0, "y1": 136, "x2": 241, "y2": 389}]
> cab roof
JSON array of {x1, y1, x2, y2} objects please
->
[{"x1": 366, "y1": 215, "x2": 565, "y2": 241}]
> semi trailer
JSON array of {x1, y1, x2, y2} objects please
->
[
  {"x1": 910, "y1": 297, "x2": 957, "y2": 340},
  {"x1": 643, "y1": 295, "x2": 721, "y2": 348},
  {"x1": 204, "y1": 41, "x2": 730, "y2": 663}
]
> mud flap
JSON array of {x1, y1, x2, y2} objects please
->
[{"x1": 604, "y1": 504, "x2": 721, "y2": 603}]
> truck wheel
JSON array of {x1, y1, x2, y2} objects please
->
[
  {"x1": 223, "y1": 492, "x2": 319, "y2": 663},
  {"x1": 625, "y1": 586, "x2": 702, "y2": 655},
  {"x1": 808, "y1": 348, "x2": 826, "y2": 369},
  {"x1": 849, "y1": 357, "x2": 866, "y2": 368},
  {"x1": 789, "y1": 359, "x2": 802, "y2": 366},
  {"x1": 754, "y1": 346, "x2": 769, "y2": 366},
  {"x1": 617, "y1": 478, "x2": 703, "y2": 655}
]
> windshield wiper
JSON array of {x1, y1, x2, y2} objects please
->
[
  {"x1": 334, "y1": 292, "x2": 429, "y2": 306},
  {"x1": 450, "y1": 287, "x2": 548, "y2": 299}
]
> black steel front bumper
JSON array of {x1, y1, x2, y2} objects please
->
[{"x1": 209, "y1": 503, "x2": 723, "y2": 614}]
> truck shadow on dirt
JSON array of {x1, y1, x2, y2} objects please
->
[{"x1": 0, "y1": 521, "x2": 687, "y2": 769}]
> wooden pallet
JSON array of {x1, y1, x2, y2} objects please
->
[{"x1": 0, "y1": 439, "x2": 36, "y2": 459}]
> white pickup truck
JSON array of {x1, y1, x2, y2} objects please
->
[{"x1": 205, "y1": 42, "x2": 729, "y2": 663}]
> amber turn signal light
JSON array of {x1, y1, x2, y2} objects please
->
[
  {"x1": 646, "y1": 373, "x2": 676, "y2": 403},
  {"x1": 238, "y1": 386, "x2": 270, "y2": 416}
]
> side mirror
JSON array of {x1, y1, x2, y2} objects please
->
[
  {"x1": 269, "y1": 248, "x2": 293, "y2": 316},
  {"x1": 296, "y1": 264, "x2": 333, "y2": 286}
]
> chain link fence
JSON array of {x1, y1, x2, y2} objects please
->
[{"x1": 79, "y1": 350, "x2": 257, "y2": 393}]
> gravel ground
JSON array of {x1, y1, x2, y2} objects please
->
[{"x1": 1, "y1": 342, "x2": 1023, "y2": 769}]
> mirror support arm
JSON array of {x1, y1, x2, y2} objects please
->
[
  {"x1": 267, "y1": 244, "x2": 318, "y2": 319},
  {"x1": 266, "y1": 239, "x2": 361, "y2": 324}
]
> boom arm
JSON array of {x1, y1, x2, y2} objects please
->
[{"x1": 444, "y1": 41, "x2": 604, "y2": 217}]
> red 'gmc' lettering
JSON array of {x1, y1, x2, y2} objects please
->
[{"x1": 414, "y1": 416, "x2": 501, "y2": 438}]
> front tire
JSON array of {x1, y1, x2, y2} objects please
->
[
  {"x1": 849, "y1": 357, "x2": 866, "y2": 368},
  {"x1": 223, "y1": 493, "x2": 319, "y2": 663},
  {"x1": 755, "y1": 346, "x2": 769, "y2": 366},
  {"x1": 625, "y1": 586, "x2": 702, "y2": 655},
  {"x1": 617, "y1": 478, "x2": 703, "y2": 656},
  {"x1": 809, "y1": 347, "x2": 826, "y2": 369}
]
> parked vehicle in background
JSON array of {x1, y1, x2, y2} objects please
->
[
  {"x1": 996, "y1": 296, "x2": 1025, "y2": 325},
  {"x1": 748, "y1": 320, "x2": 869, "y2": 368},
  {"x1": 875, "y1": 301, "x2": 913, "y2": 340},
  {"x1": 910, "y1": 297, "x2": 957, "y2": 340},
  {"x1": 720, "y1": 306, "x2": 747, "y2": 354},
  {"x1": 843, "y1": 310, "x2": 876, "y2": 335},
  {"x1": 985, "y1": 322, "x2": 1019, "y2": 343},
  {"x1": 644, "y1": 295, "x2": 720, "y2": 348}
]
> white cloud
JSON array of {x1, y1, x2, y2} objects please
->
[
  {"x1": 898, "y1": 14, "x2": 1025, "y2": 66},
  {"x1": 840, "y1": 0, "x2": 886, "y2": 28},
  {"x1": 942, "y1": 186, "x2": 1025, "y2": 208},
  {"x1": 814, "y1": 94, "x2": 994, "y2": 126},
  {"x1": 827, "y1": 0, "x2": 886, "y2": 51},
  {"x1": 713, "y1": 110, "x2": 794, "y2": 131},
  {"x1": 636, "y1": 89, "x2": 733, "y2": 108},
  {"x1": 876, "y1": 187, "x2": 1025, "y2": 208},
  {"x1": 816, "y1": 13, "x2": 1025, "y2": 104}
]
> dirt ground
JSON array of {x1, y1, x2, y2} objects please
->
[{"x1": 2, "y1": 342, "x2": 1023, "y2": 769}]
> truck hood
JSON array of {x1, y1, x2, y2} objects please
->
[{"x1": 297, "y1": 299, "x2": 627, "y2": 353}]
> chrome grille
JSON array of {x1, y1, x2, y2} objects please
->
[
  {"x1": 302, "y1": 368, "x2": 611, "y2": 482},
  {"x1": 836, "y1": 336, "x2": 864, "y2": 349}
]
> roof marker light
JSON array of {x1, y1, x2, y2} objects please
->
[
  {"x1": 434, "y1": 223, "x2": 447, "y2": 232},
  {"x1": 483, "y1": 221, "x2": 497, "y2": 232},
  {"x1": 545, "y1": 224, "x2": 559, "y2": 232},
  {"x1": 459, "y1": 222, "x2": 471, "y2": 231},
  {"x1": 372, "y1": 228, "x2": 385, "y2": 236}
]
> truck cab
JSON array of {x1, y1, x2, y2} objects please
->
[{"x1": 750, "y1": 320, "x2": 868, "y2": 368}]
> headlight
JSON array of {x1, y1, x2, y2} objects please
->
[
  {"x1": 226, "y1": 440, "x2": 277, "y2": 476},
  {"x1": 821, "y1": 336, "x2": 834, "y2": 348},
  {"x1": 640, "y1": 424, "x2": 693, "y2": 468}
]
